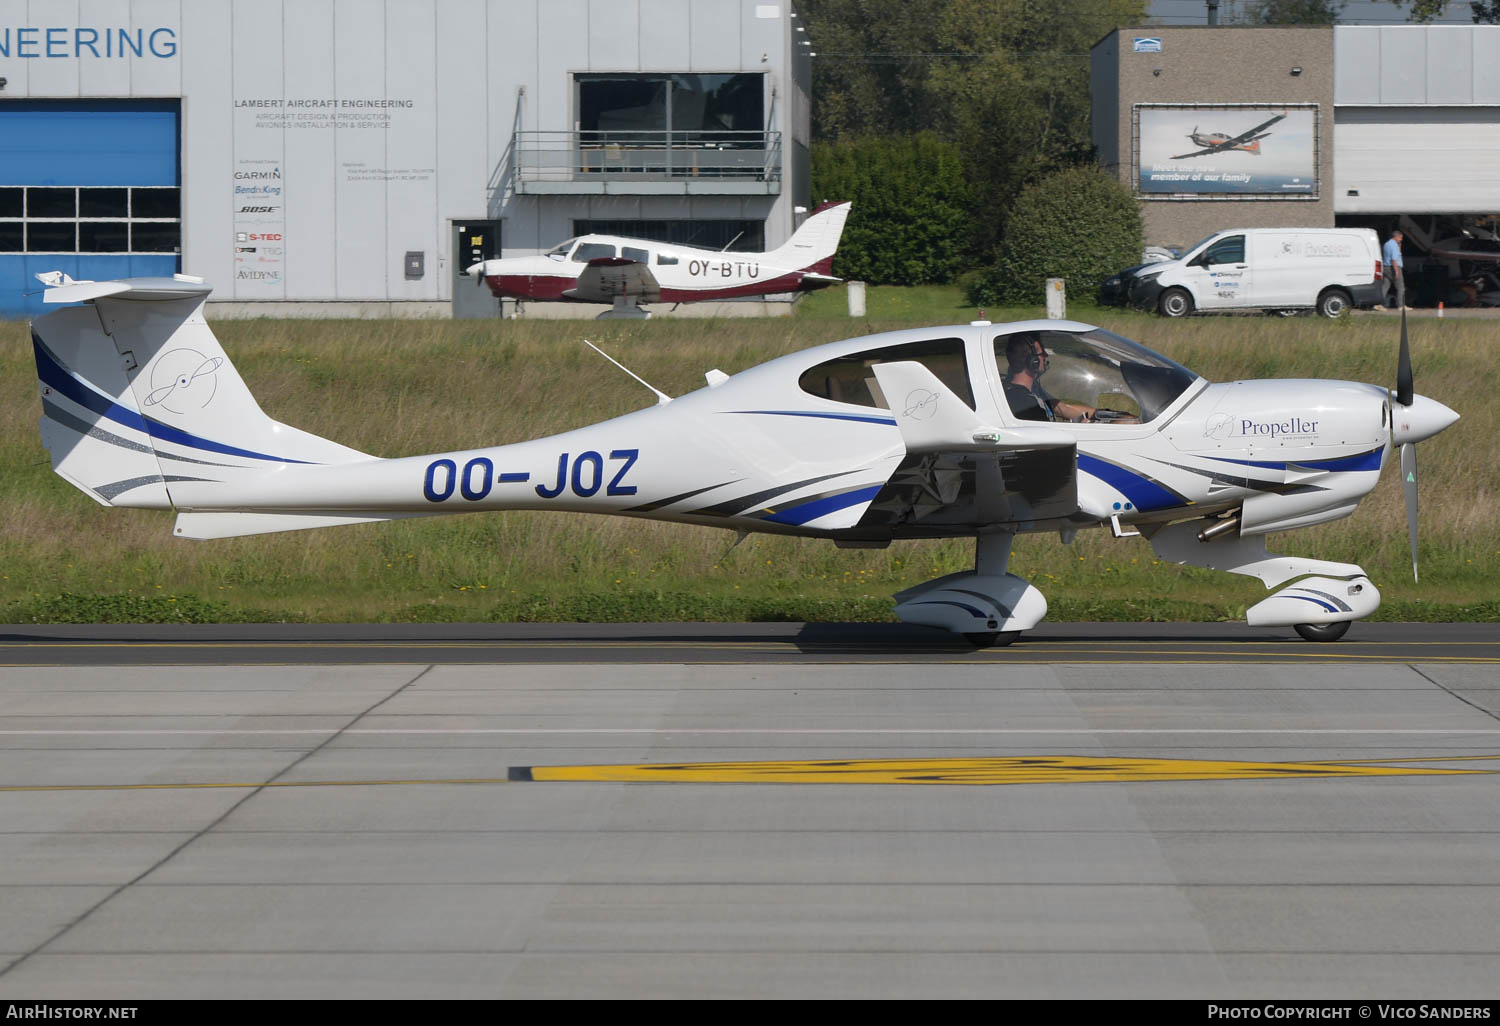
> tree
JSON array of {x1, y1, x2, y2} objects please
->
[
  {"x1": 1378, "y1": 0, "x2": 1500, "y2": 21},
  {"x1": 811, "y1": 133, "x2": 971, "y2": 285},
  {"x1": 963, "y1": 166, "x2": 1142, "y2": 308},
  {"x1": 1245, "y1": 0, "x2": 1346, "y2": 22},
  {"x1": 797, "y1": 0, "x2": 1146, "y2": 256}
]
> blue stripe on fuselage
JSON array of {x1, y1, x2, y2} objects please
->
[
  {"x1": 1208, "y1": 449, "x2": 1384, "y2": 474},
  {"x1": 731, "y1": 410, "x2": 898, "y2": 427},
  {"x1": 762, "y1": 485, "x2": 883, "y2": 526},
  {"x1": 1077, "y1": 452, "x2": 1183, "y2": 512}
]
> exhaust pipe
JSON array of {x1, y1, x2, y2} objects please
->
[{"x1": 1197, "y1": 514, "x2": 1241, "y2": 542}]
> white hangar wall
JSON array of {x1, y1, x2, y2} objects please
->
[
  {"x1": 0, "y1": 0, "x2": 804, "y2": 312},
  {"x1": 1333, "y1": 26, "x2": 1500, "y2": 215}
]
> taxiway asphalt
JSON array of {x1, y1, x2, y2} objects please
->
[{"x1": 0, "y1": 621, "x2": 1496, "y2": 999}]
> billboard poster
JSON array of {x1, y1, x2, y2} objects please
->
[{"x1": 1136, "y1": 104, "x2": 1318, "y2": 198}]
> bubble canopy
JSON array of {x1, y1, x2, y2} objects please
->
[{"x1": 993, "y1": 326, "x2": 1199, "y2": 423}]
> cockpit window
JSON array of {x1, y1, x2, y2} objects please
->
[
  {"x1": 572, "y1": 242, "x2": 617, "y2": 262},
  {"x1": 547, "y1": 239, "x2": 577, "y2": 260},
  {"x1": 994, "y1": 328, "x2": 1197, "y2": 423},
  {"x1": 799, "y1": 338, "x2": 975, "y2": 411}
]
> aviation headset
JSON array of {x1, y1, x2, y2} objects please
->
[{"x1": 1006, "y1": 335, "x2": 1048, "y2": 377}]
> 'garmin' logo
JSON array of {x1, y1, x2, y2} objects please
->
[{"x1": 234, "y1": 169, "x2": 282, "y2": 180}]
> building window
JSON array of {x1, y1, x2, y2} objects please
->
[
  {"x1": 578, "y1": 73, "x2": 764, "y2": 143},
  {"x1": 573, "y1": 219, "x2": 764, "y2": 253},
  {"x1": 0, "y1": 186, "x2": 181, "y2": 254}
]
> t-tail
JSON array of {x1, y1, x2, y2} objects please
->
[
  {"x1": 30, "y1": 272, "x2": 390, "y2": 538},
  {"x1": 770, "y1": 200, "x2": 851, "y2": 282}
]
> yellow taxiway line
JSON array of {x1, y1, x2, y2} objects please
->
[{"x1": 5, "y1": 755, "x2": 1486, "y2": 792}]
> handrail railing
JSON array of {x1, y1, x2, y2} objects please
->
[{"x1": 513, "y1": 130, "x2": 782, "y2": 183}]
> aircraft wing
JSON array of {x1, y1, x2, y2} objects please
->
[
  {"x1": 1432, "y1": 248, "x2": 1500, "y2": 263},
  {"x1": 565, "y1": 257, "x2": 661, "y2": 303},
  {"x1": 852, "y1": 361, "x2": 1079, "y2": 531},
  {"x1": 1227, "y1": 113, "x2": 1285, "y2": 145},
  {"x1": 1170, "y1": 144, "x2": 1225, "y2": 160}
]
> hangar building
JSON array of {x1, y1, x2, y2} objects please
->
[
  {"x1": 1091, "y1": 23, "x2": 1500, "y2": 300},
  {"x1": 0, "y1": 0, "x2": 810, "y2": 319}
]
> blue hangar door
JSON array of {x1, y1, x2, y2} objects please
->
[{"x1": 0, "y1": 99, "x2": 181, "y2": 319}]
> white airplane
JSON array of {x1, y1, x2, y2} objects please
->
[
  {"x1": 29, "y1": 270, "x2": 1457, "y2": 645},
  {"x1": 465, "y1": 200, "x2": 851, "y2": 318}
]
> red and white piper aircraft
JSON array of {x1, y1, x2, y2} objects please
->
[{"x1": 466, "y1": 201, "x2": 851, "y2": 317}]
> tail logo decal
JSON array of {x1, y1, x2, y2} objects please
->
[
  {"x1": 33, "y1": 334, "x2": 313, "y2": 466},
  {"x1": 143, "y1": 349, "x2": 224, "y2": 413}
]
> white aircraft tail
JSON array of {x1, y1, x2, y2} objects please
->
[
  {"x1": 30, "y1": 273, "x2": 370, "y2": 515},
  {"x1": 769, "y1": 200, "x2": 851, "y2": 275}
]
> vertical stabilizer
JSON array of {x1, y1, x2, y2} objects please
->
[
  {"x1": 771, "y1": 200, "x2": 852, "y2": 275},
  {"x1": 31, "y1": 275, "x2": 368, "y2": 509}
]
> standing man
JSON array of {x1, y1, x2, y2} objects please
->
[{"x1": 1383, "y1": 229, "x2": 1408, "y2": 310}]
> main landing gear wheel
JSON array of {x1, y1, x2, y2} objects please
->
[
  {"x1": 1158, "y1": 287, "x2": 1193, "y2": 318},
  {"x1": 965, "y1": 631, "x2": 1020, "y2": 648},
  {"x1": 1294, "y1": 621, "x2": 1351, "y2": 643}
]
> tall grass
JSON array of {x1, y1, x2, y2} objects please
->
[{"x1": 2, "y1": 298, "x2": 1493, "y2": 623}]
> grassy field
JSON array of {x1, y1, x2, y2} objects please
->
[{"x1": 2, "y1": 288, "x2": 1494, "y2": 624}]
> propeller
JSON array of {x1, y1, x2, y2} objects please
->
[
  {"x1": 1398, "y1": 310, "x2": 1416, "y2": 580},
  {"x1": 1389, "y1": 308, "x2": 1460, "y2": 582}
]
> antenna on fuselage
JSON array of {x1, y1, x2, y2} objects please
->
[{"x1": 583, "y1": 339, "x2": 672, "y2": 405}]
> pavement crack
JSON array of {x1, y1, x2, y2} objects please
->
[
  {"x1": 1410, "y1": 663, "x2": 1500, "y2": 725},
  {"x1": 0, "y1": 664, "x2": 437, "y2": 983}
]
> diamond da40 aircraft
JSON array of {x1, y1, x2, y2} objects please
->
[
  {"x1": 29, "y1": 270, "x2": 1456, "y2": 644},
  {"x1": 465, "y1": 201, "x2": 851, "y2": 317}
]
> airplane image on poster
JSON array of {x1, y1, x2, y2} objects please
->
[
  {"x1": 1138, "y1": 106, "x2": 1317, "y2": 196},
  {"x1": 1171, "y1": 113, "x2": 1286, "y2": 160}
]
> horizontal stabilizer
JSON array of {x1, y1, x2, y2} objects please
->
[
  {"x1": 37, "y1": 272, "x2": 214, "y2": 305},
  {"x1": 174, "y1": 511, "x2": 434, "y2": 540}
]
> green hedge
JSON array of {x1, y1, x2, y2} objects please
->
[
  {"x1": 965, "y1": 166, "x2": 1142, "y2": 307},
  {"x1": 810, "y1": 133, "x2": 972, "y2": 286}
]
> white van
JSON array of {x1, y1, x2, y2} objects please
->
[{"x1": 1128, "y1": 228, "x2": 1384, "y2": 318}]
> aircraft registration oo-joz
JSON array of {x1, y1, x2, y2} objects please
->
[
  {"x1": 465, "y1": 200, "x2": 851, "y2": 318},
  {"x1": 29, "y1": 269, "x2": 1456, "y2": 645}
]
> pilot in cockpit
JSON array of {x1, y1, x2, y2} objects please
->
[{"x1": 1002, "y1": 334, "x2": 1099, "y2": 423}]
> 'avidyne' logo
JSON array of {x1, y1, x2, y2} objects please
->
[
  {"x1": 903, "y1": 389, "x2": 939, "y2": 420},
  {"x1": 143, "y1": 349, "x2": 223, "y2": 414}
]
